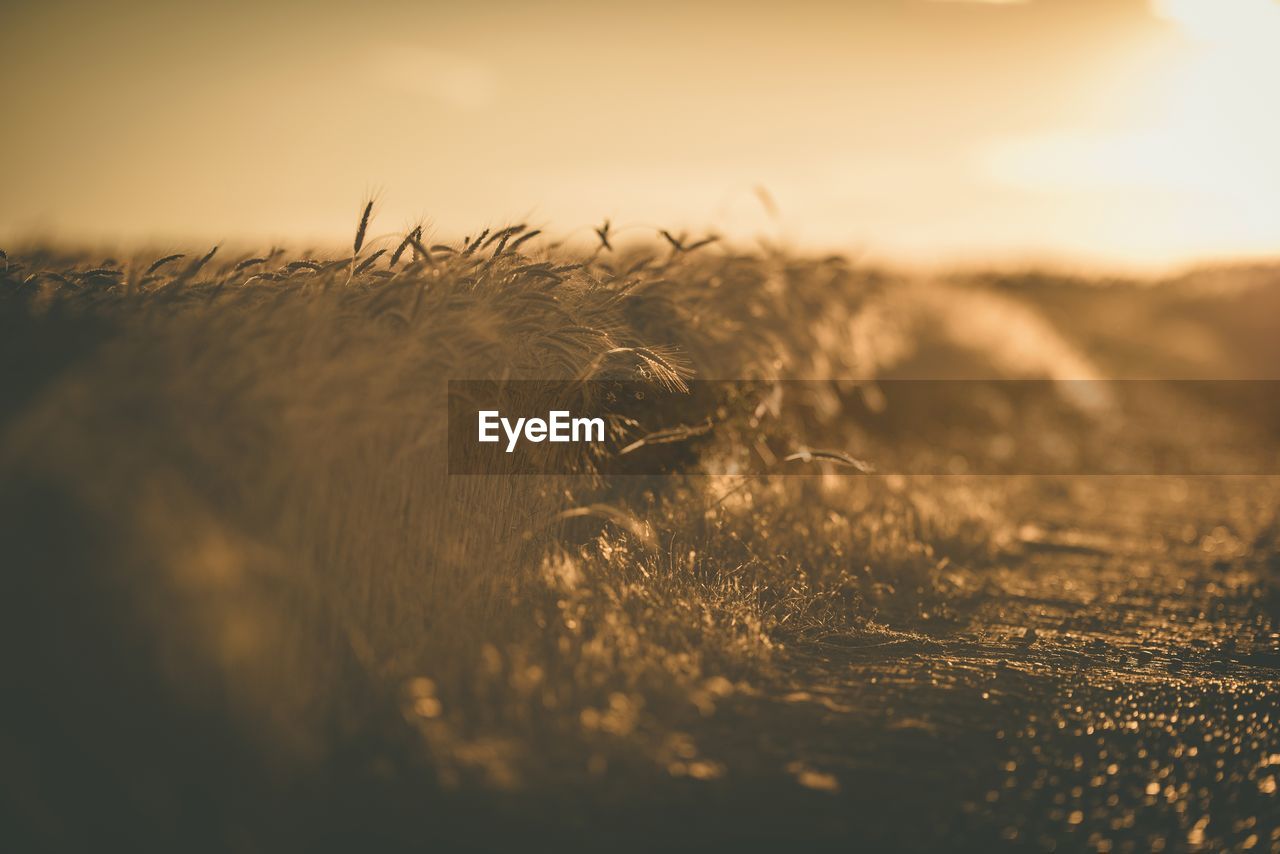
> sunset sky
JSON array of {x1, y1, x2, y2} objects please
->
[{"x1": 3, "y1": 0, "x2": 1278, "y2": 269}]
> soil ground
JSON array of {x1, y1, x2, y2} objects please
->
[{"x1": 478, "y1": 478, "x2": 1280, "y2": 853}]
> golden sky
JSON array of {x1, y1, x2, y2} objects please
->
[{"x1": 3, "y1": 0, "x2": 1278, "y2": 269}]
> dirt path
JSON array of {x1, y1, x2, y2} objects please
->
[{"x1": 626, "y1": 478, "x2": 1280, "y2": 852}]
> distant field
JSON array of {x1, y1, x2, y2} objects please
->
[{"x1": 3, "y1": 217, "x2": 1279, "y2": 851}]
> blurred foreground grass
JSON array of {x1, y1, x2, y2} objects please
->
[{"x1": 2, "y1": 223, "x2": 1279, "y2": 850}]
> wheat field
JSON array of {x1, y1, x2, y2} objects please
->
[{"x1": 3, "y1": 207, "x2": 1280, "y2": 850}]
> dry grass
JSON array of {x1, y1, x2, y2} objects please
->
[{"x1": 4, "y1": 212, "x2": 1275, "y2": 847}]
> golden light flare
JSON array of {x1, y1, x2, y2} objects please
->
[
  {"x1": 1152, "y1": 0, "x2": 1280, "y2": 45},
  {"x1": 981, "y1": 0, "x2": 1280, "y2": 265}
]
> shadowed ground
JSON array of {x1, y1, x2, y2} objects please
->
[{"x1": 449, "y1": 478, "x2": 1280, "y2": 852}]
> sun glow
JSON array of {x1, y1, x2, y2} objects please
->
[
  {"x1": 1152, "y1": 0, "x2": 1280, "y2": 46},
  {"x1": 1143, "y1": 0, "x2": 1280, "y2": 223},
  {"x1": 983, "y1": 0, "x2": 1280, "y2": 265}
]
